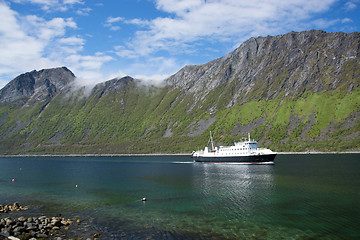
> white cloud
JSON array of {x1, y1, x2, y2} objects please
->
[
  {"x1": 114, "y1": 45, "x2": 138, "y2": 59},
  {"x1": 344, "y1": 1, "x2": 357, "y2": 10},
  {"x1": 63, "y1": 0, "x2": 83, "y2": 4},
  {"x1": 10, "y1": 0, "x2": 84, "y2": 11},
  {"x1": 342, "y1": 18, "x2": 353, "y2": 23},
  {"x1": 0, "y1": 2, "x2": 113, "y2": 88},
  {"x1": 57, "y1": 36, "x2": 85, "y2": 54},
  {"x1": 134, "y1": 73, "x2": 170, "y2": 86},
  {"x1": 155, "y1": 0, "x2": 203, "y2": 15},
  {"x1": 1, "y1": 0, "x2": 351, "y2": 89},
  {"x1": 65, "y1": 54, "x2": 113, "y2": 70},
  {"x1": 117, "y1": 0, "x2": 337, "y2": 57},
  {"x1": 0, "y1": 3, "x2": 53, "y2": 78},
  {"x1": 58, "y1": 36, "x2": 85, "y2": 45},
  {"x1": 76, "y1": 7, "x2": 91, "y2": 16},
  {"x1": 119, "y1": 56, "x2": 181, "y2": 85},
  {"x1": 102, "y1": 0, "x2": 341, "y2": 85},
  {"x1": 124, "y1": 18, "x2": 150, "y2": 27},
  {"x1": 312, "y1": 18, "x2": 340, "y2": 29},
  {"x1": 106, "y1": 16, "x2": 124, "y2": 23},
  {"x1": 23, "y1": 15, "x2": 77, "y2": 40},
  {"x1": 104, "y1": 16, "x2": 125, "y2": 31}
]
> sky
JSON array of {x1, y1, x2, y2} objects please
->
[{"x1": 0, "y1": 0, "x2": 359, "y2": 88}]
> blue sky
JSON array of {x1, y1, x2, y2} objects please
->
[{"x1": 0, "y1": 0, "x2": 359, "y2": 88}]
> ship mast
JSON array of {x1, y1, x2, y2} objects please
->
[{"x1": 210, "y1": 131, "x2": 215, "y2": 150}]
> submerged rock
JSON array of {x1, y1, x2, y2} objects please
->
[
  {"x1": 0, "y1": 203, "x2": 28, "y2": 214},
  {"x1": 0, "y1": 215, "x2": 74, "y2": 239},
  {"x1": 0, "y1": 203, "x2": 74, "y2": 240}
]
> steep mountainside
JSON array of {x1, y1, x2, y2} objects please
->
[
  {"x1": 0, "y1": 30, "x2": 359, "y2": 154},
  {"x1": 0, "y1": 67, "x2": 75, "y2": 104},
  {"x1": 166, "y1": 30, "x2": 358, "y2": 105}
]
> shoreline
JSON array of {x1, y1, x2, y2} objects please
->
[
  {"x1": 0, "y1": 153, "x2": 190, "y2": 157},
  {"x1": 0, "y1": 201, "x2": 107, "y2": 239},
  {"x1": 276, "y1": 151, "x2": 360, "y2": 154},
  {"x1": 1, "y1": 151, "x2": 360, "y2": 157}
]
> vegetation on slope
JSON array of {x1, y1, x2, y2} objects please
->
[
  {"x1": 1, "y1": 79, "x2": 359, "y2": 154},
  {"x1": 0, "y1": 30, "x2": 359, "y2": 154}
]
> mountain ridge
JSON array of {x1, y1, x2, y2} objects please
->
[
  {"x1": 0, "y1": 30, "x2": 359, "y2": 154},
  {"x1": 165, "y1": 30, "x2": 359, "y2": 101},
  {"x1": 0, "y1": 66, "x2": 75, "y2": 104}
]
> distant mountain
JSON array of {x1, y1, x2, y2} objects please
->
[
  {"x1": 0, "y1": 67, "x2": 75, "y2": 104},
  {"x1": 0, "y1": 30, "x2": 359, "y2": 155}
]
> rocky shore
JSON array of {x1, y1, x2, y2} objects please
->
[
  {"x1": 0, "y1": 203, "x2": 28, "y2": 214},
  {"x1": 0, "y1": 215, "x2": 72, "y2": 239},
  {"x1": 0, "y1": 203, "x2": 85, "y2": 240}
]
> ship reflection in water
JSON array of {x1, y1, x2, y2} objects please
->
[{"x1": 192, "y1": 162, "x2": 275, "y2": 221}]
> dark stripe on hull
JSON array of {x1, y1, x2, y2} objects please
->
[{"x1": 193, "y1": 154, "x2": 276, "y2": 163}]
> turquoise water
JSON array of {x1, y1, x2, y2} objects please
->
[{"x1": 0, "y1": 154, "x2": 359, "y2": 239}]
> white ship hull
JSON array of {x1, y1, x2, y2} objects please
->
[{"x1": 192, "y1": 132, "x2": 276, "y2": 164}]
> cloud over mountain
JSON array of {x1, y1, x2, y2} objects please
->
[{"x1": 0, "y1": 0, "x2": 359, "y2": 89}]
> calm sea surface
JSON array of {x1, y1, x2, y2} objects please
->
[{"x1": 0, "y1": 154, "x2": 359, "y2": 239}]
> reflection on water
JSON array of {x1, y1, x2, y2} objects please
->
[
  {"x1": 193, "y1": 163, "x2": 274, "y2": 220},
  {"x1": 0, "y1": 155, "x2": 359, "y2": 239}
]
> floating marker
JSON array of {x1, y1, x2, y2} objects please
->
[
  {"x1": 75, "y1": 185, "x2": 78, "y2": 188},
  {"x1": 142, "y1": 197, "x2": 147, "y2": 201},
  {"x1": 11, "y1": 179, "x2": 15, "y2": 182}
]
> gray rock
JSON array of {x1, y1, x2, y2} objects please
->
[
  {"x1": 61, "y1": 220, "x2": 69, "y2": 226},
  {"x1": 165, "y1": 30, "x2": 360, "y2": 105},
  {"x1": 1, "y1": 227, "x2": 10, "y2": 235},
  {"x1": 13, "y1": 226, "x2": 25, "y2": 234},
  {"x1": 36, "y1": 233, "x2": 48, "y2": 238},
  {"x1": 52, "y1": 219, "x2": 63, "y2": 227},
  {"x1": 12, "y1": 202, "x2": 20, "y2": 210},
  {"x1": 0, "y1": 67, "x2": 75, "y2": 103},
  {"x1": 27, "y1": 225, "x2": 37, "y2": 231},
  {"x1": 5, "y1": 218, "x2": 13, "y2": 226}
]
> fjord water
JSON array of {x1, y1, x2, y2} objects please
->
[{"x1": 0, "y1": 154, "x2": 359, "y2": 239}]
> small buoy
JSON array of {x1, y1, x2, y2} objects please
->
[
  {"x1": 142, "y1": 197, "x2": 147, "y2": 201},
  {"x1": 75, "y1": 185, "x2": 78, "y2": 188},
  {"x1": 11, "y1": 179, "x2": 15, "y2": 182}
]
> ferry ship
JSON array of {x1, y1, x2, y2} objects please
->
[{"x1": 192, "y1": 132, "x2": 276, "y2": 163}]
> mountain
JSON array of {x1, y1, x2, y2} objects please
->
[
  {"x1": 166, "y1": 30, "x2": 358, "y2": 101},
  {"x1": 0, "y1": 67, "x2": 75, "y2": 104},
  {"x1": 0, "y1": 30, "x2": 359, "y2": 155}
]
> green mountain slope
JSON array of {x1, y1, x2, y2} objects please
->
[{"x1": 0, "y1": 30, "x2": 359, "y2": 154}]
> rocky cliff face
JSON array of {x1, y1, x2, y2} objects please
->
[
  {"x1": 165, "y1": 30, "x2": 359, "y2": 108},
  {"x1": 0, "y1": 67, "x2": 75, "y2": 104},
  {"x1": 91, "y1": 76, "x2": 136, "y2": 98}
]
